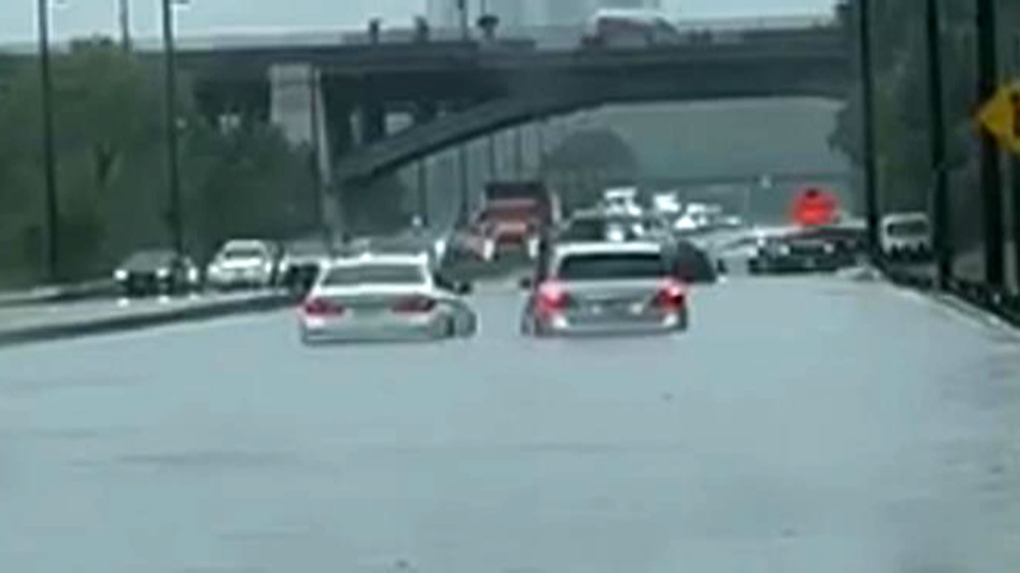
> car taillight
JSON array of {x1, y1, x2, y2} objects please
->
[
  {"x1": 654, "y1": 280, "x2": 686, "y2": 312},
  {"x1": 392, "y1": 296, "x2": 437, "y2": 314},
  {"x1": 302, "y1": 298, "x2": 343, "y2": 317},
  {"x1": 536, "y1": 281, "x2": 571, "y2": 317}
]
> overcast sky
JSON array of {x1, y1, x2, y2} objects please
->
[{"x1": 1, "y1": 0, "x2": 837, "y2": 44}]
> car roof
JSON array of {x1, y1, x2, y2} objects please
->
[
  {"x1": 554, "y1": 241, "x2": 664, "y2": 257},
  {"x1": 325, "y1": 252, "x2": 429, "y2": 269},
  {"x1": 222, "y1": 239, "x2": 270, "y2": 249},
  {"x1": 882, "y1": 212, "x2": 929, "y2": 223}
]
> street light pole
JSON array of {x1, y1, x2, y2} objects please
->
[
  {"x1": 37, "y1": 0, "x2": 60, "y2": 281},
  {"x1": 925, "y1": 0, "x2": 951, "y2": 289},
  {"x1": 857, "y1": 0, "x2": 880, "y2": 262},
  {"x1": 456, "y1": 0, "x2": 469, "y2": 40},
  {"x1": 976, "y1": 0, "x2": 1004, "y2": 288},
  {"x1": 118, "y1": 0, "x2": 132, "y2": 51},
  {"x1": 161, "y1": 0, "x2": 184, "y2": 257}
]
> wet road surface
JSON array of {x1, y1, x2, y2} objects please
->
[{"x1": 1, "y1": 276, "x2": 1019, "y2": 573}]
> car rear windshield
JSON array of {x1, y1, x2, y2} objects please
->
[
  {"x1": 887, "y1": 221, "x2": 929, "y2": 237},
  {"x1": 322, "y1": 264, "x2": 425, "y2": 286},
  {"x1": 556, "y1": 252, "x2": 667, "y2": 280},
  {"x1": 223, "y1": 247, "x2": 268, "y2": 260}
]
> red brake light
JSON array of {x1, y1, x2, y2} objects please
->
[
  {"x1": 303, "y1": 298, "x2": 343, "y2": 317},
  {"x1": 654, "y1": 279, "x2": 686, "y2": 312},
  {"x1": 392, "y1": 295, "x2": 437, "y2": 314},
  {"x1": 537, "y1": 280, "x2": 571, "y2": 317}
]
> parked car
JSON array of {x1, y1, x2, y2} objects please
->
[
  {"x1": 206, "y1": 239, "x2": 278, "y2": 291},
  {"x1": 113, "y1": 249, "x2": 201, "y2": 297},
  {"x1": 880, "y1": 212, "x2": 932, "y2": 261}
]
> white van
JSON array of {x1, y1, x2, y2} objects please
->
[
  {"x1": 584, "y1": 9, "x2": 682, "y2": 48},
  {"x1": 880, "y1": 212, "x2": 931, "y2": 259}
]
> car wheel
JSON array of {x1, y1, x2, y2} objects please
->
[
  {"x1": 519, "y1": 315, "x2": 534, "y2": 336},
  {"x1": 676, "y1": 308, "x2": 690, "y2": 333}
]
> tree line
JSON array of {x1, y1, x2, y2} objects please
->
[
  {"x1": 831, "y1": 0, "x2": 1020, "y2": 251},
  {"x1": 0, "y1": 38, "x2": 346, "y2": 286}
]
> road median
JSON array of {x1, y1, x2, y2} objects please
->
[{"x1": 0, "y1": 292, "x2": 296, "y2": 348}]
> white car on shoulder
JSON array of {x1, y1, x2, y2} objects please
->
[
  {"x1": 298, "y1": 253, "x2": 478, "y2": 344},
  {"x1": 206, "y1": 239, "x2": 278, "y2": 290},
  {"x1": 880, "y1": 212, "x2": 931, "y2": 259}
]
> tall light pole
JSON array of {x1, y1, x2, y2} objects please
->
[
  {"x1": 37, "y1": 0, "x2": 60, "y2": 281},
  {"x1": 976, "y1": 0, "x2": 1004, "y2": 288},
  {"x1": 161, "y1": 0, "x2": 184, "y2": 257},
  {"x1": 857, "y1": 0, "x2": 880, "y2": 262},
  {"x1": 118, "y1": 0, "x2": 132, "y2": 51},
  {"x1": 925, "y1": 0, "x2": 951, "y2": 289},
  {"x1": 456, "y1": 0, "x2": 469, "y2": 40}
]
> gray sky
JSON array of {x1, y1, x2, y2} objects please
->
[{"x1": 2, "y1": 0, "x2": 837, "y2": 44}]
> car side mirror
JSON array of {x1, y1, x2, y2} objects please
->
[{"x1": 518, "y1": 276, "x2": 534, "y2": 290}]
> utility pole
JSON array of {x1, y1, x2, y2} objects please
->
[
  {"x1": 161, "y1": 0, "x2": 184, "y2": 257},
  {"x1": 514, "y1": 127, "x2": 525, "y2": 178},
  {"x1": 118, "y1": 0, "x2": 132, "y2": 51},
  {"x1": 977, "y1": 0, "x2": 1004, "y2": 288},
  {"x1": 1012, "y1": 35, "x2": 1020, "y2": 292},
  {"x1": 416, "y1": 159, "x2": 429, "y2": 226},
  {"x1": 487, "y1": 134, "x2": 497, "y2": 182},
  {"x1": 308, "y1": 67, "x2": 328, "y2": 245},
  {"x1": 37, "y1": 0, "x2": 60, "y2": 282},
  {"x1": 857, "y1": 0, "x2": 880, "y2": 261},
  {"x1": 926, "y1": 0, "x2": 951, "y2": 289},
  {"x1": 457, "y1": 0, "x2": 469, "y2": 40},
  {"x1": 458, "y1": 144, "x2": 470, "y2": 224}
]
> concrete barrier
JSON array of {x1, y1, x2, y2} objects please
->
[
  {"x1": 0, "y1": 279, "x2": 117, "y2": 309},
  {"x1": 0, "y1": 292, "x2": 295, "y2": 348}
]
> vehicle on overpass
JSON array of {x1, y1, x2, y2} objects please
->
[
  {"x1": 298, "y1": 252, "x2": 477, "y2": 345},
  {"x1": 519, "y1": 241, "x2": 689, "y2": 337},
  {"x1": 205, "y1": 239, "x2": 279, "y2": 291},
  {"x1": 748, "y1": 232, "x2": 854, "y2": 275},
  {"x1": 583, "y1": 8, "x2": 683, "y2": 48},
  {"x1": 453, "y1": 181, "x2": 556, "y2": 263},
  {"x1": 880, "y1": 212, "x2": 932, "y2": 261},
  {"x1": 113, "y1": 249, "x2": 201, "y2": 298}
]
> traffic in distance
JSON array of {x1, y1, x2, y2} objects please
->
[{"x1": 105, "y1": 176, "x2": 928, "y2": 344}]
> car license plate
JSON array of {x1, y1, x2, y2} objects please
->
[{"x1": 590, "y1": 301, "x2": 633, "y2": 316}]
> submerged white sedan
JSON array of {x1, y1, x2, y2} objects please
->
[{"x1": 298, "y1": 252, "x2": 478, "y2": 344}]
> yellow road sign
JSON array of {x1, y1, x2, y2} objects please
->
[{"x1": 977, "y1": 81, "x2": 1020, "y2": 154}]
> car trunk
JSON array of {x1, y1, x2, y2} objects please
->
[{"x1": 558, "y1": 279, "x2": 668, "y2": 319}]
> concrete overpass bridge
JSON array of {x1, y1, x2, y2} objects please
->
[
  {"x1": 165, "y1": 17, "x2": 851, "y2": 191},
  {"x1": 0, "y1": 16, "x2": 852, "y2": 196}
]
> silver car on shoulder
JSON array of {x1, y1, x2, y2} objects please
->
[
  {"x1": 520, "y1": 241, "x2": 689, "y2": 337},
  {"x1": 298, "y1": 252, "x2": 478, "y2": 344}
]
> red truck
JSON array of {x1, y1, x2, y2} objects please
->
[{"x1": 458, "y1": 181, "x2": 558, "y2": 262}]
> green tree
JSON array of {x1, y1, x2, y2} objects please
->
[
  {"x1": 539, "y1": 128, "x2": 640, "y2": 212},
  {"x1": 0, "y1": 38, "x2": 317, "y2": 284}
]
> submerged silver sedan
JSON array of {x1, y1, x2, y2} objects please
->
[
  {"x1": 298, "y1": 253, "x2": 478, "y2": 344},
  {"x1": 520, "y1": 241, "x2": 689, "y2": 337}
]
